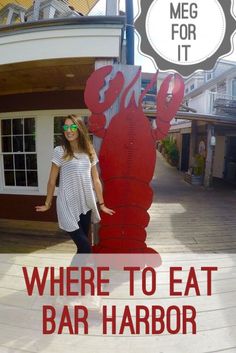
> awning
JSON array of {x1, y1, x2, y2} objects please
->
[
  {"x1": 176, "y1": 111, "x2": 236, "y2": 125},
  {"x1": 144, "y1": 109, "x2": 236, "y2": 126}
]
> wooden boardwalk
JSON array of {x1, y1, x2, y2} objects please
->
[
  {"x1": 1, "y1": 152, "x2": 236, "y2": 353},
  {"x1": 148, "y1": 152, "x2": 236, "y2": 253}
]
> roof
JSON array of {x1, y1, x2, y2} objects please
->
[
  {"x1": 0, "y1": 0, "x2": 100, "y2": 14},
  {"x1": 144, "y1": 109, "x2": 236, "y2": 126},
  {"x1": 176, "y1": 111, "x2": 236, "y2": 126},
  {"x1": 184, "y1": 63, "x2": 236, "y2": 99}
]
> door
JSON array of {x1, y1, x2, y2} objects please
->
[
  {"x1": 181, "y1": 133, "x2": 190, "y2": 172},
  {"x1": 225, "y1": 136, "x2": 236, "y2": 183},
  {"x1": 213, "y1": 136, "x2": 225, "y2": 179}
]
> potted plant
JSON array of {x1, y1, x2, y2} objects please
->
[{"x1": 185, "y1": 154, "x2": 205, "y2": 185}]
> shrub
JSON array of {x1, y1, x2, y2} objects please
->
[
  {"x1": 162, "y1": 137, "x2": 179, "y2": 165},
  {"x1": 169, "y1": 144, "x2": 179, "y2": 164}
]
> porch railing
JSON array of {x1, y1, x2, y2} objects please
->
[
  {"x1": 0, "y1": 0, "x2": 120, "y2": 26},
  {"x1": 208, "y1": 91, "x2": 236, "y2": 116}
]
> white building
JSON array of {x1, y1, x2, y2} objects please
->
[
  {"x1": 170, "y1": 59, "x2": 236, "y2": 187},
  {"x1": 0, "y1": 0, "x2": 126, "y2": 221}
]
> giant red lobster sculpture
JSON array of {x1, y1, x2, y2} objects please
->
[{"x1": 84, "y1": 66, "x2": 184, "y2": 254}]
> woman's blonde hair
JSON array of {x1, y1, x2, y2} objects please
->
[{"x1": 61, "y1": 115, "x2": 93, "y2": 162}]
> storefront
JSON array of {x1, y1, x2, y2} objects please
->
[
  {"x1": 170, "y1": 112, "x2": 236, "y2": 187},
  {"x1": 0, "y1": 14, "x2": 125, "y2": 221}
]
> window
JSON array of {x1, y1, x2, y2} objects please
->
[
  {"x1": 232, "y1": 79, "x2": 236, "y2": 98},
  {"x1": 1, "y1": 118, "x2": 38, "y2": 187},
  {"x1": 54, "y1": 116, "x2": 65, "y2": 147},
  {"x1": 206, "y1": 72, "x2": 213, "y2": 81},
  {"x1": 141, "y1": 79, "x2": 156, "y2": 95}
]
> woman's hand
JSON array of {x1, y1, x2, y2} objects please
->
[
  {"x1": 35, "y1": 164, "x2": 58, "y2": 213},
  {"x1": 100, "y1": 204, "x2": 115, "y2": 215},
  {"x1": 35, "y1": 204, "x2": 51, "y2": 212}
]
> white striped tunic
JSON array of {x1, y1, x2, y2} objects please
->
[{"x1": 52, "y1": 146, "x2": 101, "y2": 232}]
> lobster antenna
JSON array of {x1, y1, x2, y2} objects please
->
[
  {"x1": 120, "y1": 67, "x2": 142, "y2": 110},
  {"x1": 138, "y1": 71, "x2": 158, "y2": 107}
]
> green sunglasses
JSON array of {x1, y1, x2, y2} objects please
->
[{"x1": 63, "y1": 124, "x2": 78, "y2": 132}]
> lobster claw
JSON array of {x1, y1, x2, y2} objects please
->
[
  {"x1": 84, "y1": 65, "x2": 124, "y2": 114},
  {"x1": 88, "y1": 113, "x2": 106, "y2": 138},
  {"x1": 154, "y1": 73, "x2": 184, "y2": 140}
]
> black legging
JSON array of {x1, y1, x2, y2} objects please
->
[{"x1": 67, "y1": 210, "x2": 92, "y2": 253}]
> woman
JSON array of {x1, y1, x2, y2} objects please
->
[{"x1": 35, "y1": 115, "x2": 115, "y2": 253}]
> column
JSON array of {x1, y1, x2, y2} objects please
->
[
  {"x1": 6, "y1": 7, "x2": 14, "y2": 24},
  {"x1": 106, "y1": 0, "x2": 119, "y2": 15},
  {"x1": 189, "y1": 120, "x2": 197, "y2": 168},
  {"x1": 204, "y1": 124, "x2": 215, "y2": 188},
  {"x1": 33, "y1": 0, "x2": 41, "y2": 21}
]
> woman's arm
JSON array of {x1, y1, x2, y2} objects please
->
[
  {"x1": 35, "y1": 163, "x2": 60, "y2": 212},
  {"x1": 91, "y1": 165, "x2": 115, "y2": 215}
]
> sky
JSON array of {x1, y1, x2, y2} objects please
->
[{"x1": 92, "y1": 0, "x2": 236, "y2": 73}]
